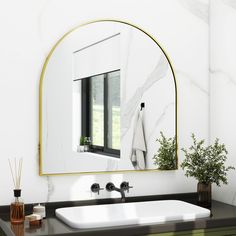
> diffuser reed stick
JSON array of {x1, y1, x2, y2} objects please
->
[{"x1": 8, "y1": 158, "x2": 23, "y2": 189}]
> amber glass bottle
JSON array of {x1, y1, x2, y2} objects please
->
[{"x1": 10, "y1": 189, "x2": 24, "y2": 224}]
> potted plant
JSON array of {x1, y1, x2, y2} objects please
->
[
  {"x1": 153, "y1": 132, "x2": 177, "y2": 170},
  {"x1": 79, "y1": 136, "x2": 85, "y2": 152},
  {"x1": 181, "y1": 134, "x2": 235, "y2": 208}
]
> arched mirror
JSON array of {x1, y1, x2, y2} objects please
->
[{"x1": 39, "y1": 20, "x2": 177, "y2": 175}]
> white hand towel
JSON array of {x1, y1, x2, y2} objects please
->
[{"x1": 132, "y1": 111, "x2": 146, "y2": 170}]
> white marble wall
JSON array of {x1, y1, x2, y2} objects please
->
[
  {"x1": 0, "y1": 0, "x2": 209, "y2": 205},
  {"x1": 210, "y1": 0, "x2": 236, "y2": 205}
]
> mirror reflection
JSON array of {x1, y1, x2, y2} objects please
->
[
  {"x1": 73, "y1": 70, "x2": 120, "y2": 157},
  {"x1": 40, "y1": 20, "x2": 177, "y2": 175}
]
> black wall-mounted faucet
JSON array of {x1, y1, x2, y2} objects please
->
[
  {"x1": 91, "y1": 183, "x2": 104, "y2": 195},
  {"x1": 106, "y1": 182, "x2": 126, "y2": 202}
]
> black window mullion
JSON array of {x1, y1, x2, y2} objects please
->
[
  {"x1": 88, "y1": 78, "x2": 92, "y2": 139},
  {"x1": 104, "y1": 74, "x2": 108, "y2": 150},
  {"x1": 81, "y1": 78, "x2": 90, "y2": 137}
]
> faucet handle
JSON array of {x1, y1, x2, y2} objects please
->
[
  {"x1": 105, "y1": 182, "x2": 115, "y2": 192},
  {"x1": 91, "y1": 183, "x2": 104, "y2": 195},
  {"x1": 120, "y1": 181, "x2": 133, "y2": 193}
]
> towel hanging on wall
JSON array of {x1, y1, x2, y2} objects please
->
[{"x1": 131, "y1": 108, "x2": 147, "y2": 170}]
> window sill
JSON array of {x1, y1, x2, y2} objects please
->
[{"x1": 76, "y1": 152, "x2": 120, "y2": 160}]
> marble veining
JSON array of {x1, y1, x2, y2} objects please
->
[
  {"x1": 122, "y1": 54, "x2": 170, "y2": 137},
  {"x1": 210, "y1": 0, "x2": 236, "y2": 206},
  {"x1": 178, "y1": 0, "x2": 209, "y2": 24},
  {"x1": 210, "y1": 68, "x2": 236, "y2": 87},
  {"x1": 176, "y1": 70, "x2": 209, "y2": 95},
  {"x1": 222, "y1": 0, "x2": 236, "y2": 10},
  {"x1": 46, "y1": 176, "x2": 54, "y2": 202},
  {"x1": 146, "y1": 102, "x2": 174, "y2": 143}
]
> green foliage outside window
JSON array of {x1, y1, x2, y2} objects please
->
[{"x1": 80, "y1": 136, "x2": 85, "y2": 145}]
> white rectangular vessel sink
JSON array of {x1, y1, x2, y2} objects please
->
[{"x1": 56, "y1": 200, "x2": 210, "y2": 229}]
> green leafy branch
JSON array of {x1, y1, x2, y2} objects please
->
[
  {"x1": 181, "y1": 134, "x2": 235, "y2": 186},
  {"x1": 153, "y1": 132, "x2": 177, "y2": 170}
]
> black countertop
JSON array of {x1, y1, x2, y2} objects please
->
[{"x1": 1, "y1": 193, "x2": 236, "y2": 236}]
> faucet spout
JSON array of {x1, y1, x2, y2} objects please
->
[
  {"x1": 114, "y1": 187, "x2": 126, "y2": 202},
  {"x1": 106, "y1": 182, "x2": 126, "y2": 202}
]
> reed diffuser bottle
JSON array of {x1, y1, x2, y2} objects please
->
[
  {"x1": 10, "y1": 189, "x2": 24, "y2": 224},
  {"x1": 8, "y1": 158, "x2": 24, "y2": 224}
]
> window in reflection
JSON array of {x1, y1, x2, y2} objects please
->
[
  {"x1": 107, "y1": 71, "x2": 120, "y2": 150},
  {"x1": 90, "y1": 74, "x2": 104, "y2": 147},
  {"x1": 79, "y1": 70, "x2": 120, "y2": 157}
]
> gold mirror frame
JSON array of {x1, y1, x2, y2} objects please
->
[{"x1": 39, "y1": 19, "x2": 178, "y2": 176}]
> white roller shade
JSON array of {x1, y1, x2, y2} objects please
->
[{"x1": 73, "y1": 33, "x2": 120, "y2": 79}]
